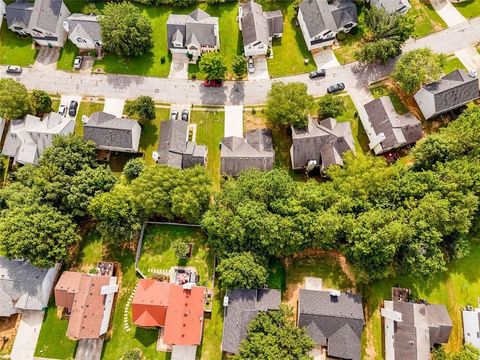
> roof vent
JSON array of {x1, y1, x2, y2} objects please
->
[
  {"x1": 329, "y1": 289, "x2": 341, "y2": 297},
  {"x1": 467, "y1": 70, "x2": 478, "y2": 78}
]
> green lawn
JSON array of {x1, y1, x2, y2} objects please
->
[
  {"x1": 34, "y1": 302, "x2": 77, "y2": 359},
  {"x1": 0, "y1": 22, "x2": 37, "y2": 66},
  {"x1": 137, "y1": 224, "x2": 214, "y2": 286},
  {"x1": 410, "y1": 0, "x2": 447, "y2": 38},
  {"x1": 74, "y1": 101, "x2": 104, "y2": 136},
  {"x1": 139, "y1": 107, "x2": 170, "y2": 165},
  {"x1": 57, "y1": 40, "x2": 78, "y2": 71},
  {"x1": 196, "y1": 288, "x2": 224, "y2": 360},
  {"x1": 75, "y1": 229, "x2": 104, "y2": 269},
  {"x1": 190, "y1": 110, "x2": 224, "y2": 189},
  {"x1": 370, "y1": 85, "x2": 409, "y2": 115},
  {"x1": 453, "y1": 0, "x2": 480, "y2": 19},
  {"x1": 333, "y1": 9, "x2": 367, "y2": 65},
  {"x1": 267, "y1": 259, "x2": 287, "y2": 291},
  {"x1": 443, "y1": 54, "x2": 466, "y2": 74}
]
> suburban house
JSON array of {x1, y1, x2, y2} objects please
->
[
  {"x1": 297, "y1": 279, "x2": 365, "y2": 360},
  {"x1": 63, "y1": 13, "x2": 102, "y2": 52},
  {"x1": 0, "y1": 256, "x2": 59, "y2": 317},
  {"x1": 381, "y1": 287, "x2": 453, "y2": 359},
  {"x1": 2, "y1": 112, "x2": 75, "y2": 165},
  {"x1": 220, "y1": 128, "x2": 275, "y2": 176},
  {"x1": 0, "y1": 0, "x2": 6, "y2": 29},
  {"x1": 362, "y1": 96, "x2": 423, "y2": 155},
  {"x1": 462, "y1": 300, "x2": 480, "y2": 350},
  {"x1": 132, "y1": 280, "x2": 206, "y2": 358},
  {"x1": 222, "y1": 288, "x2": 281, "y2": 354},
  {"x1": 54, "y1": 264, "x2": 118, "y2": 340},
  {"x1": 239, "y1": 1, "x2": 284, "y2": 57},
  {"x1": 83, "y1": 112, "x2": 141, "y2": 154},
  {"x1": 414, "y1": 69, "x2": 480, "y2": 120},
  {"x1": 5, "y1": 0, "x2": 34, "y2": 36},
  {"x1": 154, "y1": 119, "x2": 207, "y2": 169},
  {"x1": 298, "y1": 0, "x2": 358, "y2": 50},
  {"x1": 167, "y1": 9, "x2": 219, "y2": 63},
  {"x1": 290, "y1": 117, "x2": 355, "y2": 172},
  {"x1": 370, "y1": 0, "x2": 411, "y2": 14}
]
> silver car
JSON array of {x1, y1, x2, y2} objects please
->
[
  {"x1": 248, "y1": 58, "x2": 255, "y2": 74},
  {"x1": 6, "y1": 65, "x2": 22, "y2": 74}
]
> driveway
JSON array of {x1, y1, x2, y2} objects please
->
[
  {"x1": 60, "y1": 95, "x2": 82, "y2": 119},
  {"x1": 248, "y1": 56, "x2": 269, "y2": 81},
  {"x1": 224, "y1": 105, "x2": 244, "y2": 138},
  {"x1": 431, "y1": 0, "x2": 466, "y2": 26},
  {"x1": 103, "y1": 98, "x2": 125, "y2": 117},
  {"x1": 455, "y1": 47, "x2": 480, "y2": 71},
  {"x1": 169, "y1": 53, "x2": 189, "y2": 80},
  {"x1": 75, "y1": 339, "x2": 104, "y2": 360},
  {"x1": 10, "y1": 310, "x2": 44, "y2": 360},
  {"x1": 312, "y1": 48, "x2": 341, "y2": 70},
  {"x1": 33, "y1": 47, "x2": 60, "y2": 70}
]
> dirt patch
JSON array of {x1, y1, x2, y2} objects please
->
[
  {"x1": 0, "y1": 314, "x2": 20, "y2": 355},
  {"x1": 243, "y1": 111, "x2": 268, "y2": 131}
]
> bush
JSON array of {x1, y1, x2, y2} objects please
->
[
  {"x1": 124, "y1": 96, "x2": 156, "y2": 123},
  {"x1": 160, "y1": 56, "x2": 166, "y2": 64},
  {"x1": 317, "y1": 94, "x2": 346, "y2": 119},
  {"x1": 123, "y1": 158, "x2": 146, "y2": 181},
  {"x1": 122, "y1": 348, "x2": 144, "y2": 360},
  {"x1": 172, "y1": 239, "x2": 190, "y2": 259}
]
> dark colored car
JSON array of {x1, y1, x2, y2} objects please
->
[
  {"x1": 181, "y1": 109, "x2": 189, "y2": 122},
  {"x1": 6, "y1": 65, "x2": 22, "y2": 74},
  {"x1": 170, "y1": 110, "x2": 179, "y2": 120},
  {"x1": 68, "y1": 100, "x2": 79, "y2": 117},
  {"x1": 203, "y1": 80, "x2": 222, "y2": 87},
  {"x1": 327, "y1": 82, "x2": 345, "y2": 94},
  {"x1": 309, "y1": 69, "x2": 326, "y2": 79}
]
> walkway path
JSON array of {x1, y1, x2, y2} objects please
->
[{"x1": 10, "y1": 310, "x2": 44, "y2": 360}]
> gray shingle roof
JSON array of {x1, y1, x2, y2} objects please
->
[
  {"x1": 0, "y1": 256, "x2": 59, "y2": 317},
  {"x1": 65, "y1": 13, "x2": 101, "y2": 42},
  {"x1": 330, "y1": 0, "x2": 358, "y2": 29},
  {"x1": 364, "y1": 96, "x2": 422, "y2": 153},
  {"x1": 298, "y1": 289, "x2": 364, "y2": 360},
  {"x1": 221, "y1": 128, "x2": 275, "y2": 176},
  {"x1": 84, "y1": 112, "x2": 139, "y2": 152},
  {"x1": 371, "y1": 0, "x2": 410, "y2": 13},
  {"x1": 290, "y1": 117, "x2": 355, "y2": 170},
  {"x1": 5, "y1": 0, "x2": 34, "y2": 30},
  {"x1": 240, "y1": 1, "x2": 269, "y2": 47},
  {"x1": 28, "y1": 0, "x2": 63, "y2": 34},
  {"x1": 264, "y1": 10, "x2": 284, "y2": 37},
  {"x1": 423, "y1": 69, "x2": 479, "y2": 114},
  {"x1": 167, "y1": 9, "x2": 218, "y2": 49},
  {"x1": 222, "y1": 289, "x2": 281, "y2": 354}
]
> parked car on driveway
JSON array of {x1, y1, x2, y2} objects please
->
[
  {"x1": 309, "y1": 69, "x2": 326, "y2": 79},
  {"x1": 170, "y1": 110, "x2": 179, "y2": 120},
  {"x1": 327, "y1": 82, "x2": 345, "y2": 94},
  {"x1": 5, "y1": 65, "x2": 22, "y2": 74},
  {"x1": 73, "y1": 56, "x2": 83, "y2": 70},
  {"x1": 203, "y1": 80, "x2": 223, "y2": 87},
  {"x1": 248, "y1": 57, "x2": 255, "y2": 74},
  {"x1": 68, "y1": 101, "x2": 78, "y2": 117},
  {"x1": 58, "y1": 105, "x2": 67, "y2": 116},
  {"x1": 181, "y1": 109, "x2": 189, "y2": 122}
]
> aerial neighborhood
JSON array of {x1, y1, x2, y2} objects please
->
[{"x1": 1, "y1": 0, "x2": 480, "y2": 359}]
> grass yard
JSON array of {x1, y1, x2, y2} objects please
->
[
  {"x1": 34, "y1": 302, "x2": 77, "y2": 359},
  {"x1": 410, "y1": 0, "x2": 447, "y2": 38},
  {"x1": 453, "y1": 0, "x2": 480, "y2": 19},
  {"x1": 443, "y1": 54, "x2": 466, "y2": 74},
  {"x1": 0, "y1": 22, "x2": 37, "y2": 66},
  {"x1": 190, "y1": 110, "x2": 224, "y2": 189},
  {"x1": 75, "y1": 229, "x2": 104, "y2": 270},
  {"x1": 74, "y1": 100, "x2": 104, "y2": 136},
  {"x1": 137, "y1": 224, "x2": 214, "y2": 286},
  {"x1": 370, "y1": 85, "x2": 409, "y2": 115},
  {"x1": 57, "y1": 40, "x2": 78, "y2": 71},
  {"x1": 139, "y1": 107, "x2": 170, "y2": 165},
  {"x1": 196, "y1": 288, "x2": 224, "y2": 360},
  {"x1": 333, "y1": 9, "x2": 367, "y2": 65}
]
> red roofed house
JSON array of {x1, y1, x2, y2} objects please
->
[
  {"x1": 55, "y1": 270, "x2": 118, "y2": 340},
  {"x1": 132, "y1": 279, "x2": 206, "y2": 352}
]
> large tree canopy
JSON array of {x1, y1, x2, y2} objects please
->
[
  {"x1": 0, "y1": 79, "x2": 32, "y2": 120},
  {"x1": 217, "y1": 252, "x2": 268, "y2": 289},
  {"x1": 199, "y1": 52, "x2": 228, "y2": 80}
]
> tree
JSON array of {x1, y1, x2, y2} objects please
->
[
  {"x1": 317, "y1": 94, "x2": 346, "y2": 119},
  {"x1": 30, "y1": 90, "x2": 52, "y2": 116},
  {"x1": 0, "y1": 204, "x2": 80, "y2": 267},
  {"x1": 264, "y1": 82, "x2": 314, "y2": 128},
  {"x1": 125, "y1": 96, "x2": 156, "y2": 123},
  {"x1": 232, "y1": 55, "x2": 247, "y2": 79},
  {"x1": 355, "y1": 7, "x2": 414, "y2": 64},
  {"x1": 233, "y1": 306, "x2": 314, "y2": 360},
  {"x1": 199, "y1": 52, "x2": 227, "y2": 80},
  {"x1": 122, "y1": 348, "x2": 144, "y2": 360},
  {"x1": 433, "y1": 344, "x2": 480, "y2": 360},
  {"x1": 100, "y1": 2, "x2": 153, "y2": 57},
  {"x1": 217, "y1": 252, "x2": 267, "y2": 289},
  {"x1": 123, "y1": 158, "x2": 146, "y2": 181},
  {"x1": 0, "y1": 78, "x2": 32, "y2": 120},
  {"x1": 393, "y1": 48, "x2": 446, "y2": 94},
  {"x1": 172, "y1": 239, "x2": 189, "y2": 259}
]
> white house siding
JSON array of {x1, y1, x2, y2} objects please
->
[
  {"x1": 132, "y1": 122, "x2": 141, "y2": 152},
  {"x1": 41, "y1": 264, "x2": 60, "y2": 309},
  {"x1": 414, "y1": 88, "x2": 436, "y2": 119},
  {"x1": 244, "y1": 42, "x2": 268, "y2": 57},
  {"x1": 70, "y1": 36, "x2": 100, "y2": 51},
  {"x1": 0, "y1": 0, "x2": 5, "y2": 29}
]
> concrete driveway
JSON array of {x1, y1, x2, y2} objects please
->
[
  {"x1": 169, "y1": 53, "x2": 189, "y2": 80},
  {"x1": 312, "y1": 48, "x2": 340, "y2": 70},
  {"x1": 60, "y1": 95, "x2": 82, "y2": 119},
  {"x1": 33, "y1": 47, "x2": 60, "y2": 70},
  {"x1": 455, "y1": 47, "x2": 480, "y2": 71},
  {"x1": 431, "y1": 0, "x2": 466, "y2": 26},
  {"x1": 103, "y1": 98, "x2": 125, "y2": 117},
  {"x1": 75, "y1": 339, "x2": 104, "y2": 360},
  {"x1": 248, "y1": 56, "x2": 269, "y2": 81},
  {"x1": 224, "y1": 105, "x2": 243, "y2": 138},
  {"x1": 10, "y1": 310, "x2": 44, "y2": 360}
]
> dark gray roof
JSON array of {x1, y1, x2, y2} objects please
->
[
  {"x1": 371, "y1": 0, "x2": 410, "y2": 13},
  {"x1": 222, "y1": 289, "x2": 281, "y2": 354},
  {"x1": 84, "y1": 112, "x2": 139, "y2": 152},
  {"x1": 28, "y1": 0, "x2": 63, "y2": 34},
  {"x1": 157, "y1": 119, "x2": 206, "y2": 169},
  {"x1": 423, "y1": 70, "x2": 479, "y2": 114},
  {"x1": 166, "y1": 9, "x2": 218, "y2": 49},
  {"x1": 240, "y1": 1, "x2": 269, "y2": 47},
  {"x1": 364, "y1": 96, "x2": 422, "y2": 153},
  {"x1": 298, "y1": 289, "x2": 364, "y2": 360},
  {"x1": 299, "y1": 0, "x2": 357, "y2": 37},
  {"x1": 6, "y1": 0, "x2": 34, "y2": 30},
  {"x1": 264, "y1": 10, "x2": 284, "y2": 37},
  {"x1": 290, "y1": 117, "x2": 355, "y2": 170},
  {"x1": 0, "y1": 256, "x2": 58, "y2": 317},
  {"x1": 65, "y1": 13, "x2": 101, "y2": 42},
  {"x1": 221, "y1": 128, "x2": 274, "y2": 176}
]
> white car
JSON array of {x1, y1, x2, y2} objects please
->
[
  {"x1": 73, "y1": 56, "x2": 83, "y2": 70},
  {"x1": 58, "y1": 105, "x2": 67, "y2": 116},
  {"x1": 248, "y1": 58, "x2": 255, "y2": 74}
]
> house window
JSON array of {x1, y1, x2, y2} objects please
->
[
  {"x1": 95, "y1": 41, "x2": 102, "y2": 47},
  {"x1": 173, "y1": 42, "x2": 182, "y2": 48},
  {"x1": 77, "y1": 38, "x2": 87, "y2": 43}
]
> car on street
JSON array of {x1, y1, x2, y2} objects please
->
[
  {"x1": 309, "y1": 69, "x2": 326, "y2": 79},
  {"x1": 68, "y1": 101, "x2": 78, "y2": 117},
  {"x1": 73, "y1": 56, "x2": 83, "y2": 70},
  {"x1": 248, "y1": 57, "x2": 255, "y2": 74},
  {"x1": 170, "y1": 110, "x2": 179, "y2": 120},
  {"x1": 58, "y1": 105, "x2": 67, "y2": 116},
  {"x1": 181, "y1": 109, "x2": 189, "y2": 122},
  {"x1": 5, "y1": 65, "x2": 22, "y2": 74},
  {"x1": 203, "y1": 80, "x2": 223, "y2": 87},
  {"x1": 327, "y1": 82, "x2": 345, "y2": 94}
]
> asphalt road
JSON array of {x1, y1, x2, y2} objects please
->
[{"x1": 1, "y1": 17, "x2": 480, "y2": 106}]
